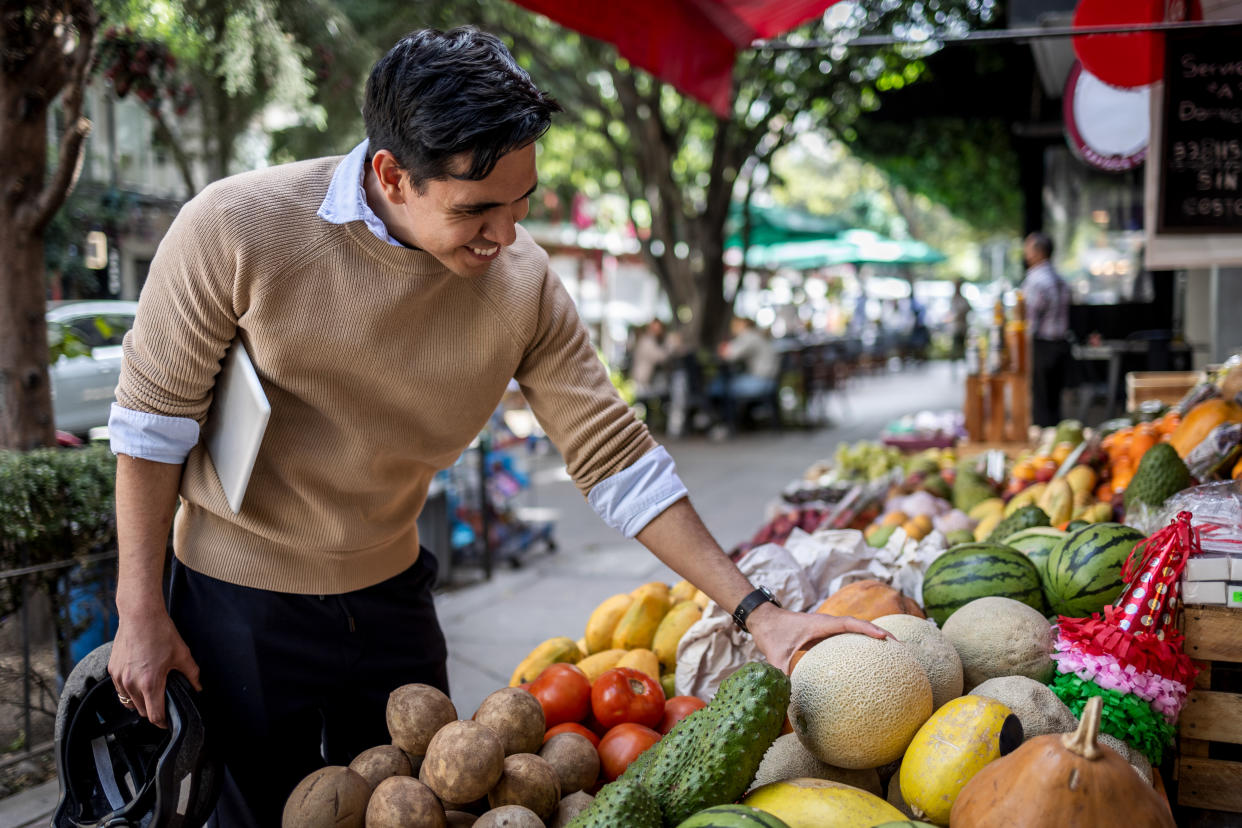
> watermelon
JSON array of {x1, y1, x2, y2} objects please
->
[
  {"x1": 921, "y1": 543, "x2": 1047, "y2": 626},
  {"x1": 1002, "y1": 527, "x2": 1068, "y2": 580},
  {"x1": 1043, "y1": 523, "x2": 1147, "y2": 617},
  {"x1": 674, "y1": 804, "x2": 791, "y2": 828}
]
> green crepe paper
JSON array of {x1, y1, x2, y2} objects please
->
[{"x1": 1050, "y1": 674, "x2": 1175, "y2": 766}]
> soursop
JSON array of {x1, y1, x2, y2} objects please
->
[{"x1": 1123, "y1": 443, "x2": 1192, "y2": 511}]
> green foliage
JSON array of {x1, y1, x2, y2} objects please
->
[
  {"x1": 43, "y1": 187, "x2": 134, "y2": 300},
  {"x1": 0, "y1": 446, "x2": 117, "y2": 619}
]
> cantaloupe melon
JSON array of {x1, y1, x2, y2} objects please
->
[
  {"x1": 940, "y1": 597, "x2": 1054, "y2": 690},
  {"x1": 970, "y1": 675, "x2": 1076, "y2": 740},
  {"x1": 788, "y1": 635, "x2": 933, "y2": 770},
  {"x1": 1098, "y1": 733, "x2": 1155, "y2": 785},
  {"x1": 872, "y1": 615, "x2": 963, "y2": 710},
  {"x1": 750, "y1": 734, "x2": 882, "y2": 795}
]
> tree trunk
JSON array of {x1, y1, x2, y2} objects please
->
[{"x1": 0, "y1": 96, "x2": 59, "y2": 449}]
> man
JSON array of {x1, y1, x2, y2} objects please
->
[
  {"x1": 106, "y1": 29, "x2": 885, "y2": 825},
  {"x1": 1021, "y1": 231, "x2": 1071, "y2": 426}
]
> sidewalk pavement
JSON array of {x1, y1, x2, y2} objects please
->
[{"x1": 1, "y1": 361, "x2": 961, "y2": 827}]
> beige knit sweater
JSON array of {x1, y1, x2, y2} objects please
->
[{"x1": 117, "y1": 157, "x2": 654, "y2": 594}]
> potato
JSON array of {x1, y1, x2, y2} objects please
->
[
  {"x1": 387, "y1": 684, "x2": 457, "y2": 756},
  {"x1": 473, "y1": 805, "x2": 544, "y2": 828},
  {"x1": 421, "y1": 720, "x2": 505, "y2": 804},
  {"x1": 537, "y1": 732, "x2": 599, "y2": 795},
  {"x1": 445, "y1": 812, "x2": 477, "y2": 827},
  {"x1": 486, "y1": 753, "x2": 560, "y2": 819},
  {"x1": 281, "y1": 766, "x2": 370, "y2": 828},
  {"x1": 473, "y1": 688, "x2": 545, "y2": 756},
  {"x1": 349, "y1": 744, "x2": 412, "y2": 790},
  {"x1": 548, "y1": 791, "x2": 594, "y2": 828},
  {"x1": 365, "y1": 776, "x2": 445, "y2": 828}
]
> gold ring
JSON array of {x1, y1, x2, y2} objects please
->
[{"x1": 117, "y1": 693, "x2": 133, "y2": 705}]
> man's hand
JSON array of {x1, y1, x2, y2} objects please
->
[
  {"x1": 108, "y1": 601, "x2": 201, "y2": 728},
  {"x1": 745, "y1": 602, "x2": 891, "y2": 674}
]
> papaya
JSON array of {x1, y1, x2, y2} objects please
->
[
  {"x1": 577, "y1": 649, "x2": 627, "y2": 682},
  {"x1": 611, "y1": 591, "x2": 671, "y2": 650},
  {"x1": 509, "y1": 637, "x2": 582, "y2": 686},
  {"x1": 617, "y1": 648, "x2": 660, "y2": 681},
  {"x1": 630, "y1": 581, "x2": 671, "y2": 601},
  {"x1": 1002, "y1": 483, "x2": 1045, "y2": 518},
  {"x1": 1065, "y1": 465, "x2": 1097, "y2": 498},
  {"x1": 691, "y1": 589, "x2": 711, "y2": 610},
  {"x1": 652, "y1": 600, "x2": 702, "y2": 671},
  {"x1": 585, "y1": 594, "x2": 634, "y2": 654},
  {"x1": 1170, "y1": 398, "x2": 1242, "y2": 457},
  {"x1": 1037, "y1": 479, "x2": 1073, "y2": 526}
]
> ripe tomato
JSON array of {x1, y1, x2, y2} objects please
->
[
  {"x1": 542, "y1": 721, "x2": 601, "y2": 749},
  {"x1": 597, "y1": 723, "x2": 661, "y2": 782},
  {"x1": 591, "y1": 667, "x2": 665, "y2": 730},
  {"x1": 659, "y1": 695, "x2": 707, "y2": 734},
  {"x1": 529, "y1": 663, "x2": 591, "y2": 727}
]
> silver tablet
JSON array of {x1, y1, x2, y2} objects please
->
[{"x1": 203, "y1": 337, "x2": 270, "y2": 514}]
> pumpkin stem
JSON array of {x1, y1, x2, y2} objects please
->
[{"x1": 1062, "y1": 696, "x2": 1103, "y2": 760}]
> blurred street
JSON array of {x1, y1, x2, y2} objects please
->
[{"x1": 437, "y1": 360, "x2": 964, "y2": 716}]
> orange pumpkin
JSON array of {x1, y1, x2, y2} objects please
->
[
  {"x1": 1169, "y1": 399, "x2": 1242, "y2": 457},
  {"x1": 815, "y1": 579, "x2": 925, "y2": 621}
]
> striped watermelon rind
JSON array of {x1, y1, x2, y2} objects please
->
[
  {"x1": 1003, "y1": 527, "x2": 1069, "y2": 587},
  {"x1": 1044, "y1": 523, "x2": 1147, "y2": 617},
  {"x1": 674, "y1": 804, "x2": 792, "y2": 828},
  {"x1": 921, "y1": 543, "x2": 1047, "y2": 626}
]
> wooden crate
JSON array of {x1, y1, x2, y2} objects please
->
[
  {"x1": 1177, "y1": 605, "x2": 1242, "y2": 814},
  {"x1": 1126, "y1": 370, "x2": 1205, "y2": 412}
]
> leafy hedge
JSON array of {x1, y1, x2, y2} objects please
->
[{"x1": 0, "y1": 446, "x2": 117, "y2": 648}]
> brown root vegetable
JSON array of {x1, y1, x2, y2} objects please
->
[
  {"x1": 473, "y1": 687, "x2": 546, "y2": 756},
  {"x1": 486, "y1": 753, "x2": 560, "y2": 819},
  {"x1": 444, "y1": 812, "x2": 477, "y2": 827},
  {"x1": 950, "y1": 697, "x2": 1175, "y2": 827},
  {"x1": 547, "y1": 791, "x2": 594, "y2": 827},
  {"x1": 348, "y1": 744, "x2": 412, "y2": 790},
  {"x1": 537, "y1": 732, "x2": 600, "y2": 795},
  {"x1": 421, "y1": 720, "x2": 506, "y2": 805},
  {"x1": 281, "y1": 766, "x2": 370, "y2": 828},
  {"x1": 473, "y1": 805, "x2": 544, "y2": 828},
  {"x1": 387, "y1": 684, "x2": 457, "y2": 756},
  {"x1": 365, "y1": 776, "x2": 446, "y2": 828}
]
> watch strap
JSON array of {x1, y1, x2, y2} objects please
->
[{"x1": 732, "y1": 586, "x2": 780, "y2": 633}]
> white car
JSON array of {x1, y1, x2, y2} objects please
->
[{"x1": 47, "y1": 300, "x2": 139, "y2": 435}]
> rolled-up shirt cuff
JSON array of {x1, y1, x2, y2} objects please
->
[
  {"x1": 587, "y1": 445, "x2": 688, "y2": 538},
  {"x1": 108, "y1": 403, "x2": 200, "y2": 464}
]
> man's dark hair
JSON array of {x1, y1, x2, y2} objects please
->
[
  {"x1": 363, "y1": 28, "x2": 561, "y2": 189},
  {"x1": 1027, "y1": 232, "x2": 1054, "y2": 260}
]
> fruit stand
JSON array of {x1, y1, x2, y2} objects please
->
[{"x1": 280, "y1": 356, "x2": 1242, "y2": 827}]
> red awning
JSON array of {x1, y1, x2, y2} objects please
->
[{"x1": 509, "y1": 0, "x2": 842, "y2": 116}]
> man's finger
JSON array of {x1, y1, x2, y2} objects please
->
[{"x1": 841, "y1": 616, "x2": 891, "y2": 638}]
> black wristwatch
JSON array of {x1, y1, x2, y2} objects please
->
[{"x1": 732, "y1": 586, "x2": 781, "y2": 633}]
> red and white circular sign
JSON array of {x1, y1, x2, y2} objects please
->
[{"x1": 1063, "y1": 61, "x2": 1151, "y2": 172}]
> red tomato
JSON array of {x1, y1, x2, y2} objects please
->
[
  {"x1": 542, "y1": 722, "x2": 601, "y2": 749},
  {"x1": 529, "y1": 663, "x2": 591, "y2": 727},
  {"x1": 582, "y1": 709, "x2": 611, "y2": 739},
  {"x1": 591, "y1": 667, "x2": 665, "y2": 730},
  {"x1": 659, "y1": 695, "x2": 707, "y2": 734},
  {"x1": 597, "y1": 723, "x2": 661, "y2": 782}
]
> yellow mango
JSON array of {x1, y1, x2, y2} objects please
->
[
  {"x1": 669, "y1": 579, "x2": 697, "y2": 604},
  {"x1": 1037, "y1": 478, "x2": 1074, "y2": 526},
  {"x1": 1065, "y1": 465, "x2": 1098, "y2": 498},
  {"x1": 743, "y1": 779, "x2": 905, "y2": 827},
  {"x1": 651, "y1": 600, "x2": 702, "y2": 671},
  {"x1": 509, "y1": 637, "x2": 581, "y2": 686},
  {"x1": 611, "y1": 591, "x2": 671, "y2": 650},
  {"x1": 630, "y1": 581, "x2": 670, "y2": 601},
  {"x1": 973, "y1": 511, "x2": 1003, "y2": 542},
  {"x1": 584, "y1": 594, "x2": 633, "y2": 655},
  {"x1": 692, "y1": 589, "x2": 711, "y2": 610},
  {"x1": 1083, "y1": 502, "x2": 1114, "y2": 523},
  {"x1": 617, "y1": 648, "x2": 660, "y2": 681},
  {"x1": 576, "y1": 649, "x2": 627, "y2": 682},
  {"x1": 1003, "y1": 483, "x2": 1045, "y2": 518},
  {"x1": 968, "y1": 498, "x2": 1005, "y2": 523}
]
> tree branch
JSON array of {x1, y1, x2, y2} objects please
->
[{"x1": 24, "y1": 1, "x2": 98, "y2": 233}]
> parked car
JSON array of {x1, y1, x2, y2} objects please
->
[{"x1": 47, "y1": 300, "x2": 139, "y2": 435}]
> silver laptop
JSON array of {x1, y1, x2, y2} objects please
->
[{"x1": 203, "y1": 337, "x2": 270, "y2": 513}]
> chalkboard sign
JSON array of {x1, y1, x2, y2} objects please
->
[{"x1": 1157, "y1": 24, "x2": 1242, "y2": 234}]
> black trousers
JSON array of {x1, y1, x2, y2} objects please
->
[
  {"x1": 1031, "y1": 337, "x2": 1072, "y2": 427},
  {"x1": 169, "y1": 551, "x2": 449, "y2": 827}
]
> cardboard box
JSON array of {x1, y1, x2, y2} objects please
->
[
  {"x1": 1187, "y1": 556, "x2": 1233, "y2": 581},
  {"x1": 1184, "y1": 580, "x2": 1228, "y2": 605},
  {"x1": 1233, "y1": 557, "x2": 1242, "y2": 582}
]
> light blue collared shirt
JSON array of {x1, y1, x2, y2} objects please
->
[{"x1": 110, "y1": 141, "x2": 687, "y2": 538}]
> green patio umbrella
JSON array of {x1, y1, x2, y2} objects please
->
[
  {"x1": 724, "y1": 202, "x2": 848, "y2": 248},
  {"x1": 741, "y1": 229, "x2": 946, "y2": 270}
]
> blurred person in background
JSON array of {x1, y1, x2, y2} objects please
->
[
  {"x1": 628, "y1": 318, "x2": 670, "y2": 397},
  {"x1": 1021, "y1": 231, "x2": 1071, "y2": 426},
  {"x1": 710, "y1": 316, "x2": 780, "y2": 438},
  {"x1": 948, "y1": 278, "x2": 971, "y2": 373}
]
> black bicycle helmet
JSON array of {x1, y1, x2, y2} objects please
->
[{"x1": 53, "y1": 642, "x2": 222, "y2": 828}]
